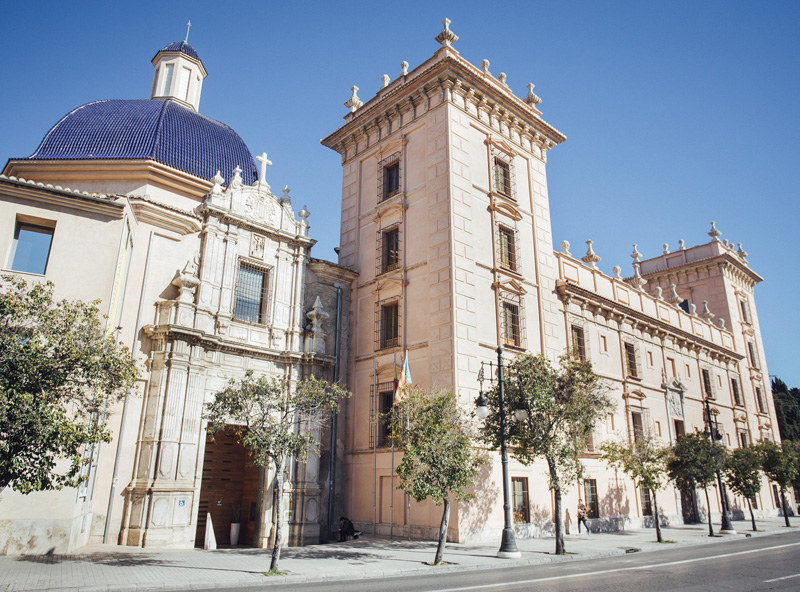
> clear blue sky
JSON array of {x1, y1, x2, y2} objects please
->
[{"x1": 1, "y1": 1, "x2": 798, "y2": 386}]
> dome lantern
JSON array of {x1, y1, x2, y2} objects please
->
[{"x1": 150, "y1": 35, "x2": 207, "y2": 112}]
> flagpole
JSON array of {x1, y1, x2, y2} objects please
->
[{"x1": 373, "y1": 355, "x2": 377, "y2": 536}]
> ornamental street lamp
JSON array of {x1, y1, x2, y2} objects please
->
[
  {"x1": 475, "y1": 346, "x2": 522, "y2": 559},
  {"x1": 703, "y1": 396, "x2": 736, "y2": 534}
]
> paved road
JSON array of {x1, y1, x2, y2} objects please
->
[{"x1": 193, "y1": 531, "x2": 800, "y2": 592}]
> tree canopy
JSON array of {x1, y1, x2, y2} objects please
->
[
  {"x1": 771, "y1": 377, "x2": 800, "y2": 442},
  {"x1": 204, "y1": 371, "x2": 349, "y2": 571},
  {"x1": 0, "y1": 275, "x2": 138, "y2": 493},
  {"x1": 602, "y1": 432, "x2": 670, "y2": 543},
  {"x1": 755, "y1": 439, "x2": 798, "y2": 527},
  {"x1": 389, "y1": 387, "x2": 485, "y2": 565},
  {"x1": 723, "y1": 445, "x2": 763, "y2": 531},
  {"x1": 478, "y1": 352, "x2": 613, "y2": 555}
]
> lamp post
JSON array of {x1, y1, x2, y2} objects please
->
[
  {"x1": 703, "y1": 396, "x2": 736, "y2": 534},
  {"x1": 475, "y1": 346, "x2": 522, "y2": 558}
]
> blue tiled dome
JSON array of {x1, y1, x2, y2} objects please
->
[
  {"x1": 155, "y1": 41, "x2": 201, "y2": 62},
  {"x1": 27, "y1": 99, "x2": 257, "y2": 184}
]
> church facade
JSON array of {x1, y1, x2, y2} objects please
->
[{"x1": 0, "y1": 22, "x2": 788, "y2": 554}]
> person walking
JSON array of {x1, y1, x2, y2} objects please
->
[{"x1": 577, "y1": 499, "x2": 591, "y2": 534}]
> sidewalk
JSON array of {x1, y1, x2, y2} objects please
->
[{"x1": 1, "y1": 516, "x2": 797, "y2": 592}]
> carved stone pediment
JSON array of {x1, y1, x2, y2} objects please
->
[
  {"x1": 485, "y1": 135, "x2": 518, "y2": 157},
  {"x1": 494, "y1": 278, "x2": 526, "y2": 295},
  {"x1": 490, "y1": 201, "x2": 523, "y2": 221}
]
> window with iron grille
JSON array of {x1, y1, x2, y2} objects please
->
[
  {"x1": 378, "y1": 225, "x2": 400, "y2": 274},
  {"x1": 378, "y1": 152, "x2": 402, "y2": 201},
  {"x1": 755, "y1": 386, "x2": 766, "y2": 414},
  {"x1": 376, "y1": 296, "x2": 401, "y2": 350},
  {"x1": 747, "y1": 341, "x2": 759, "y2": 368},
  {"x1": 497, "y1": 225, "x2": 517, "y2": 272},
  {"x1": 738, "y1": 430, "x2": 750, "y2": 448},
  {"x1": 640, "y1": 484, "x2": 653, "y2": 517},
  {"x1": 499, "y1": 292, "x2": 524, "y2": 349},
  {"x1": 233, "y1": 260, "x2": 269, "y2": 324},
  {"x1": 731, "y1": 377, "x2": 743, "y2": 406},
  {"x1": 624, "y1": 342, "x2": 638, "y2": 378},
  {"x1": 702, "y1": 369, "x2": 714, "y2": 399},
  {"x1": 571, "y1": 325, "x2": 587, "y2": 361},
  {"x1": 369, "y1": 381, "x2": 396, "y2": 448},
  {"x1": 584, "y1": 479, "x2": 599, "y2": 518},
  {"x1": 493, "y1": 157, "x2": 512, "y2": 198},
  {"x1": 511, "y1": 477, "x2": 530, "y2": 523}
]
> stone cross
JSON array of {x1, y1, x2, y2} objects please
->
[
  {"x1": 256, "y1": 152, "x2": 272, "y2": 183},
  {"x1": 184, "y1": 21, "x2": 192, "y2": 44}
]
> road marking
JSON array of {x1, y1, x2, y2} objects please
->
[
  {"x1": 764, "y1": 573, "x2": 800, "y2": 583},
  {"x1": 428, "y1": 541, "x2": 800, "y2": 592}
]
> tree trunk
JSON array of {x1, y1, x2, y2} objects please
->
[
  {"x1": 652, "y1": 489, "x2": 662, "y2": 543},
  {"x1": 747, "y1": 498, "x2": 757, "y2": 532},
  {"x1": 270, "y1": 459, "x2": 286, "y2": 572},
  {"x1": 780, "y1": 488, "x2": 791, "y2": 527},
  {"x1": 553, "y1": 477, "x2": 564, "y2": 555},
  {"x1": 703, "y1": 486, "x2": 714, "y2": 536},
  {"x1": 434, "y1": 498, "x2": 450, "y2": 565}
]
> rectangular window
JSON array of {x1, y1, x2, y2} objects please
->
[
  {"x1": 755, "y1": 386, "x2": 766, "y2": 414},
  {"x1": 624, "y1": 343, "x2": 638, "y2": 378},
  {"x1": 585, "y1": 428, "x2": 595, "y2": 452},
  {"x1": 380, "y1": 301, "x2": 400, "y2": 349},
  {"x1": 511, "y1": 477, "x2": 529, "y2": 523},
  {"x1": 747, "y1": 342, "x2": 759, "y2": 368},
  {"x1": 640, "y1": 484, "x2": 653, "y2": 517},
  {"x1": 383, "y1": 162, "x2": 400, "y2": 200},
  {"x1": 501, "y1": 301, "x2": 520, "y2": 347},
  {"x1": 702, "y1": 369, "x2": 714, "y2": 399},
  {"x1": 162, "y1": 63, "x2": 174, "y2": 95},
  {"x1": 674, "y1": 419, "x2": 685, "y2": 436},
  {"x1": 233, "y1": 261, "x2": 269, "y2": 324},
  {"x1": 9, "y1": 221, "x2": 55, "y2": 275},
  {"x1": 600, "y1": 335, "x2": 608, "y2": 353},
  {"x1": 378, "y1": 389, "x2": 394, "y2": 447},
  {"x1": 667, "y1": 357, "x2": 676, "y2": 377},
  {"x1": 584, "y1": 479, "x2": 599, "y2": 518},
  {"x1": 655, "y1": 421, "x2": 662, "y2": 437},
  {"x1": 494, "y1": 157, "x2": 511, "y2": 197},
  {"x1": 739, "y1": 431, "x2": 750, "y2": 448},
  {"x1": 647, "y1": 351, "x2": 654, "y2": 367},
  {"x1": 740, "y1": 300, "x2": 751, "y2": 324},
  {"x1": 731, "y1": 378, "x2": 743, "y2": 406},
  {"x1": 179, "y1": 66, "x2": 191, "y2": 101},
  {"x1": 498, "y1": 226, "x2": 517, "y2": 271},
  {"x1": 631, "y1": 411, "x2": 644, "y2": 442},
  {"x1": 686, "y1": 364, "x2": 692, "y2": 378},
  {"x1": 381, "y1": 227, "x2": 400, "y2": 273},
  {"x1": 571, "y1": 325, "x2": 586, "y2": 361}
]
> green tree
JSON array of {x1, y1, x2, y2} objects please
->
[
  {"x1": 389, "y1": 387, "x2": 485, "y2": 565},
  {"x1": 667, "y1": 432, "x2": 725, "y2": 536},
  {"x1": 204, "y1": 372, "x2": 350, "y2": 572},
  {"x1": 755, "y1": 439, "x2": 798, "y2": 527},
  {"x1": 602, "y1": 432, "x2": 671, "y2": 543},
  {"x1": 723, "y1": 445, "x2": 763, "y2": 532},
  {"x1": 0, "y1": 275, "x2": 138, "y2": 493},
  {"x1": 771, "y1": 378, "x2": 800, "y2": 442},
  {"x1": 478, "y1": 353, "x2": 613, "y2": 555}
]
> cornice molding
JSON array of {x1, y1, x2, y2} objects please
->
[{"x1": 0, "y1": 175, "x2": 124, "y2": 218}]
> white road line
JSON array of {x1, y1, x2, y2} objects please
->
[
  {"x1": 427, "y1": 541, "x2": 800, "y2": 592},
  {"x1": 764, "y1": 573, "x2": 800, "y2": 583}
]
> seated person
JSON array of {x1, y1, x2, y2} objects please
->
[{"x1": 338, "y1": 516, "x2": 355, "y2": 541}]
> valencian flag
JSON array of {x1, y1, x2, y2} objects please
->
[{"x1": 394, "y1": 350, "x2": 412, "y2": 402}]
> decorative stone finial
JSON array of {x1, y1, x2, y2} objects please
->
[
  {"x1": 708, "y1": 221, "x2": 722, "y2": 242},
  {"x1": 689, "y1": 303, "x2": 697, "y2": 316},
  {"x1": 700, "y1": 300, "x2": 715, "y2": 322},
  {"x1": 630, "y1": 243, "x2": 642, "y2": 262},
  {"x1": 679, "y1": 239, "x2": 686, "y2": 250},
  {"x1": 498, "y1": 72, "x2": 507, "y2": 86},
  {"x1": 481, "y1": 59, "x2": 490, "y2": 74},
  {"x1": 613, "y1": 265, "x2": 622, "y2": 279},
  {"x1": 401, "y1": 61, "x2": 409, "y2": 76},
  {"x1": 172, "y1": 255, "x2": 201, "y2": 303},
  {"x1": 345, "y1": 86, "x2": 363, "y2": 112},
  {"x1": 307, "y1": 296, "x2": 330, "y2": 332},
  {"x1": 435, "y1": 18, "x2": 459, "y2": 47},
  {"x1": 629, "y1": 262, "x2": 647, "y2": 291},
  {"x1": 560, "y1": 240, "x2": 571, "y2": 256},
  {"x1": 381, "y1": 74, "x2": 390, "y2": 88},
  {"x1": 281, "y1": 185, "x2": 291, "y2": 205},
  {"x1": 524, "y1": 83, "x2": 542, "y2": 107},
  {"x1": 737, "y1": 242, "x2": 748, "y2": 260},
  {"x1": 581, "y1": 240, "x2": 601, "y2": 270},
  {"x1": 723, "y1": 239, "x2": 730, "y2": 247},
  {"x1": 256, "y1": 152, "x2": 272, "y2": 184},
  {"x1": 718, "y1": 318, "x2": 726, "y2": 329},
  {"x1": 231, "y1": 166, "x2": 243, "y2": 187},
  {"x1": 299, "y1": 205, "x2": 310, "y2": 221},
  {"x1": 663, "y1": 243, "x2": 670, "y2": 255},
  {"x1": 655, "y1": 286, "x2": 663, "y2": 300},
  {"x1": 211, "y1": 170, "x2": 224, "y2": 194},
  {"x1": 667, "y1": 284, "x2": 682, "y2": 307}
]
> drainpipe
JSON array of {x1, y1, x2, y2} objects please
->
[
  {"x1": 103, "y1": 230, "x2": 155, "y2": 544},
  {"x1": 327, "y1": 282, "x2": 343, "y2": 539}
]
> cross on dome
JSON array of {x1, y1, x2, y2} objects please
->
[
  {"x1": 184, "y1": 20, "x2": 192, "y2": 44},
  {"x1": 256, "y1": 152, "x2": 272, "y2": 183}
]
